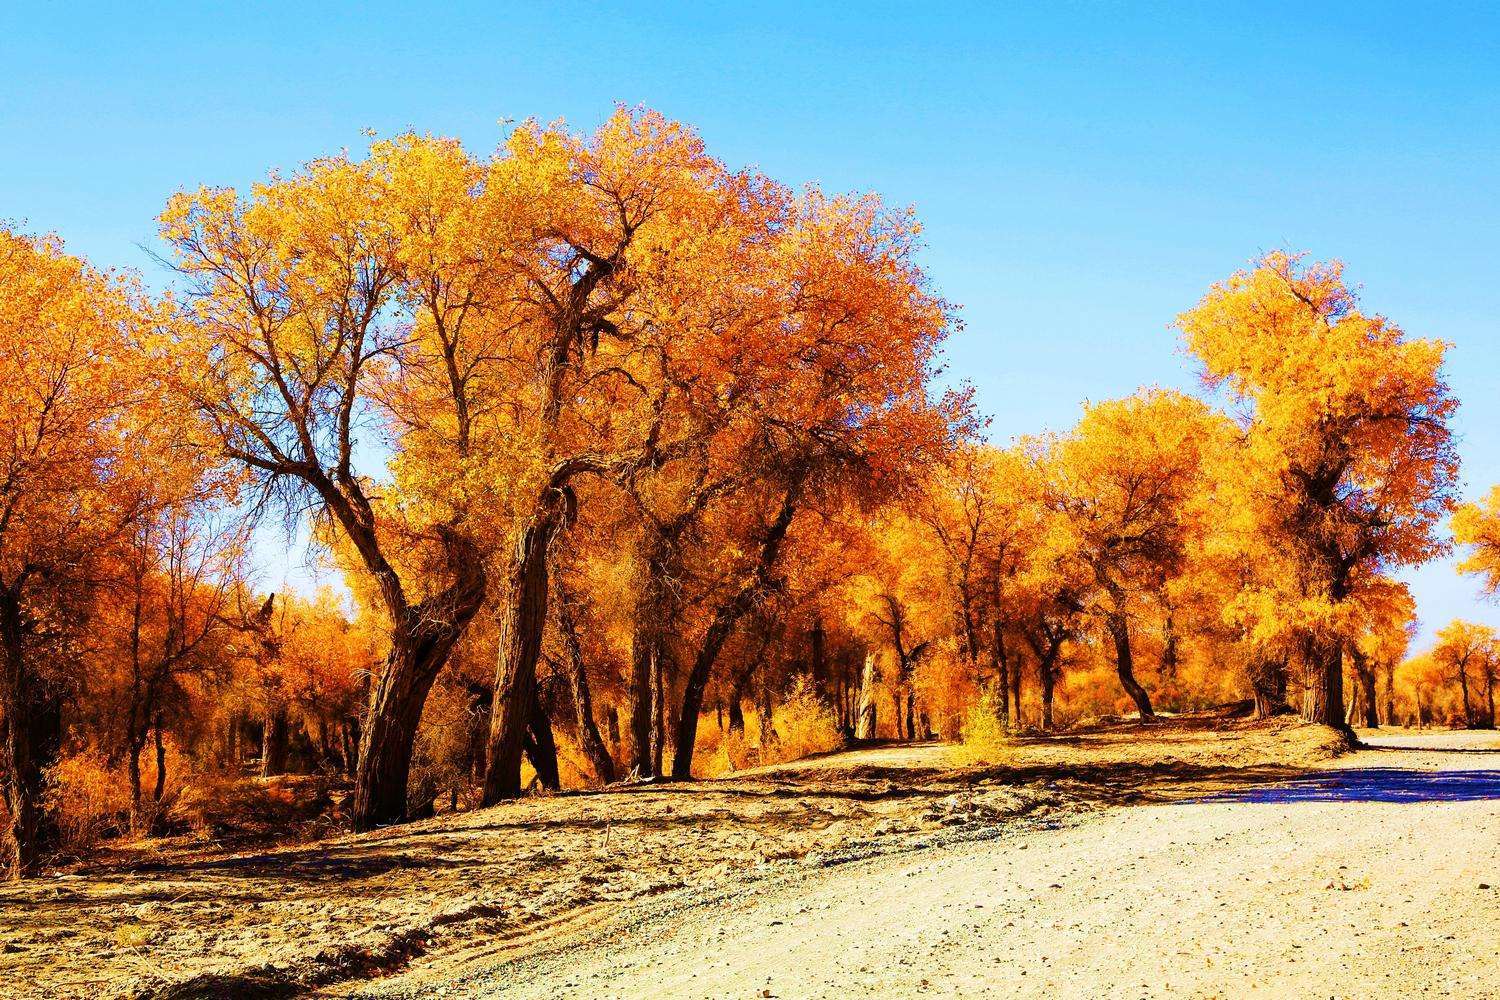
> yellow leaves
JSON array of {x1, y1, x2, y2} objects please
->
[
  {"x1": 0, "y1": 225, "x2": 199, "y2": 583},
  {"x1": 1453, "y1": 486, "x2": 1500, "y2": 597}
]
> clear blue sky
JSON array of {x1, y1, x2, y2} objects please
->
[{"x1": 4, "y1": 2, "x2": 1497, "y2": 650}]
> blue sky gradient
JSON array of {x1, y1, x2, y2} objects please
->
[{"x1": 4, "y1": 2, "x2": 1497, "y2": 648}]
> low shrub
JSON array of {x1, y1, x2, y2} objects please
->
[{"x1": 956, "y1": 686, "x2": 1012, "y2": 765}]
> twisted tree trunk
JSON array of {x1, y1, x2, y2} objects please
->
[
  {"x1": 1105, "y1": 611, "x2": 1154, "y2": 721},
  {"x1": 671, "y1": 483, "x2": 800, "y2": 779},
  {"x1": 353, "y1": 532, "x2": 486, "y2": 831}
]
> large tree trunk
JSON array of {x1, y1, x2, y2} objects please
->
[
  {"x1": 353, "y1": 548, "x2": 486, "y2": 831},
  {"x1": 1301, "y1": 635, "x2": 1348, "y2": 730},
  {"x1": 483, "y1": 496, "x2": 565, "y2": 806},
  {"x1": 1039, "y1": 655, "x2": 1056, "y2": 732},
  {"x1": 0, "y1": 589, "x2": 62, "y2": 878},
  {"x1": 1105, "y1": 611, "x2": 1154, "y2": 720},
  {"x1": 990, "y1": 618, "x2": 1010, "y2": 727},
  {"x1": 855, "y1": 652, "x2": 879, "y2": 740},
  {"x1": 261, "y1": 704, "x2": 289, "y2": 778},
  {"x1": 669, "y1": 483, "x2": 799, "y2": 780},
  {"x1": 523, "y1": 688, "x2": 560, "y2": 791},
  {"x1": 1010, "y1": 647, "x2": 1024, "y2": 730},
  {"x1": 1252, "y1": 658, "x2": 1288, "y2": 718},
  {"x1": 555, "y1": 584, "x2": 615, "y2": 784}
]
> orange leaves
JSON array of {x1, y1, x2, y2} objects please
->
[
  {"x1": 0, "y1": 227, "x2": 179, "y2": 592},
  {"x1": 1453, "y1": 486, "x2": 1500, "y2": 598},
  {"x1": 1178, "y1": 252, "x2": 1456, "y2": 646},
  {"x1": 1176, "y1": 251, "x2": 1458, "y2": 571}
]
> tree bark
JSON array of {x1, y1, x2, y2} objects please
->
[
  {"x1": 152, "y1": 716, "x2": 168, "y2": 809},
  {"x1": 0, "y1": 587, "x2": 62, "y2": 878},
  {"x1": 523, "y1": 688, "x2": 560, "y2": 792},
  {"x1": 855, "y1": 652, "x2": 879, "y2": 740},
  {"x1": 1105, "y1": 611, "x2": 1154, "y2": 720},
  {"x1": 629, "y1": 627, "x2": 656, "y2": 777},
  {"x1": 1301, "y1": 635, "x2": 1349, "y2": 730},
  {"x1": 990, "y1": 618, "x2": 1011, "y2": 727},
  {"x1": 670, "y1": 482, "x2": 799, "y2": 780},
  {"x1": 555, "y1": 583, "x2": 615, "y2": 784},
  {"x1": 352, "y1": 532, "x2": 486, "y2": 831},
  {"x1": 261, "y1": 705, "x2": 289, "y2": 778},
  {"x1": 482, "y1": 490, "x2": 567, "y2": 805}
]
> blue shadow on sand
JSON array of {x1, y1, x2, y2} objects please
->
[{"x1": 1190, "y1": 768, "x2": 1500, "y2": 804}]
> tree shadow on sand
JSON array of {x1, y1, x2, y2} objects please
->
[{"x1": 1190, "y1": 768, "x2": 1500, "y2": 804}]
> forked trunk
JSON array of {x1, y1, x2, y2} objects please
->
[{"x1": 669, "y1": 484, "x2": 799, "y2": 779}]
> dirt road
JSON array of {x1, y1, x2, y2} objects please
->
[{"x1": 348, "y1": 731, "x2": 1500, "y2": 999}]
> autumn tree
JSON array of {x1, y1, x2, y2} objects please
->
[
  {"x1": 160, "y1": 138, "x2": 492, "y2": 830},
  {"x1": 1177, "y1": 252, "x2": 1457, "y2": 728},
  {"x1": 0, "y1": 229, "x2": 179, "y2": 875},
  {"x1": 1038, "y1": 390, "x2": 1224, "y2": 721},
  {"x1": 479, "y1": 110, "x2": 735, "y2": 802},
  {"x1": 101, "y1": 509, "x2": 244, "y2": 822},
  {"x1": 1430, "y1": 620, "x2": 1496, "y2": 729},
  {"x1": 1454, "y1": 486, "x2": 1500, "y2": 597}
]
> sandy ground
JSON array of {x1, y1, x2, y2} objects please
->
[
  {"x1": 5, "y1": 721, "x2": 1492, "y2": 999},
  {"x1": 341, "y1": 728, "x2": 1500, "y2": 1000}
]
